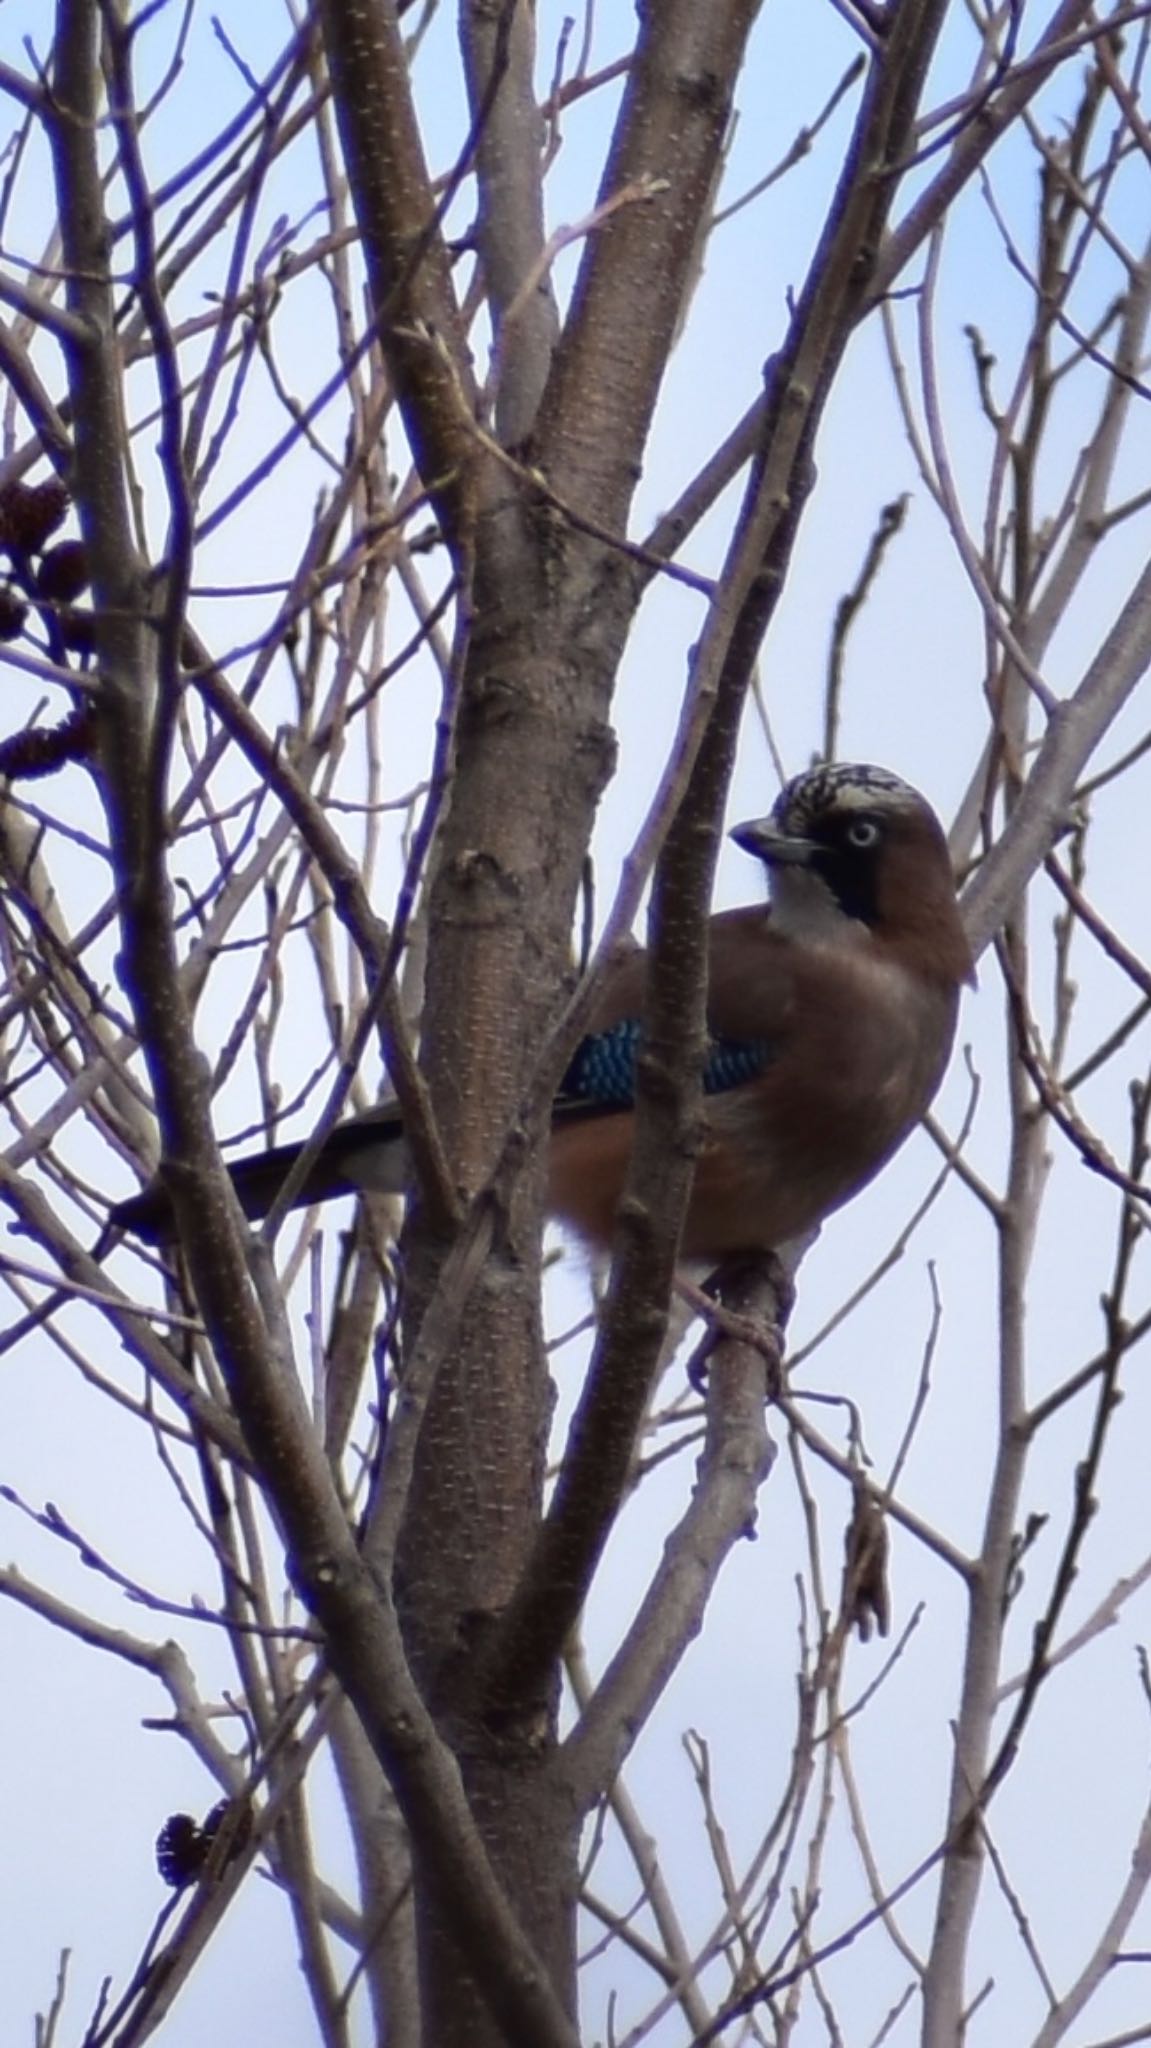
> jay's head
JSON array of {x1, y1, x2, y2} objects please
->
[{"x1": 731, "y1": 763, "x2": 971, "y2": 981}]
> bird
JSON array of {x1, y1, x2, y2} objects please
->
[{"x1": 111, "y1": 763, "x2": 972, "y2": 1257}]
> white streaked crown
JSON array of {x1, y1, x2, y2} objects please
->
[{"x1": 772, "y1": 763, "x2": 924, "y2": 834}]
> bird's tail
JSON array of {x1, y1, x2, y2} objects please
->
[{"x1": 109, "y1": 1103, "x2": 408, "y2": 1243}]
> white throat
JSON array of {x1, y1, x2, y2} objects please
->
[{"x1": 768, "y1": 865, "x2": 870, "y2": 946}]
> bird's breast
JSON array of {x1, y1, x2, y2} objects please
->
[
  {"x1": 684, "y1": 953, "x2": 956, "y2": 1256},
  {"x1": 546, "y1": 944, "x2": 959, "y2": 1263}
]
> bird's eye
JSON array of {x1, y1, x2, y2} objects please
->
[{"x1": 846, "y1": 817, "x2": 881, "y2": 849}]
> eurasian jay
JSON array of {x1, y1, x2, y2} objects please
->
[{"x1": 111, "y1": 763, "x2": 972, "y2": 1256}]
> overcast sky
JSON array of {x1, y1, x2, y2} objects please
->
[{"x1": 4, "y1": 4, "x2": 1151, "y2": 2043}]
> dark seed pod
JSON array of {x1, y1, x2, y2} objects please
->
[
  {"x1": 0, "y1": 707, "x2": 97, "y2": 781},
  {"x1": 0, "y1": 585, "x2": 27, "y2": 641},
  {"x1": 36, "y1": 540, "x2": 89, "y2": 604},
  {"x1": 155, "y1": 1814, "x2": 205, "y2": 1889},
  {"x1": 202, "y1": 1797, "x2": 252, "y2": 1858},
  {"x1": 0, "y1": 478, "x2": 70, "y2": 554},
  {"x1": 58, "y1": 607, "x2": 97, "y2": 654},
  {"x1": 156, "y1": 1798, "x2": 252, "y2": 1888}
]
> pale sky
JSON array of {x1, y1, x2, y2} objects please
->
[{"x1": 3, "y1": 4, "x2": 1151, "y2": 2044}]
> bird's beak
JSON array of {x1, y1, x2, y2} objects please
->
[{"x1": 730, "y1": 815, "x2": 818, "y2": 866}]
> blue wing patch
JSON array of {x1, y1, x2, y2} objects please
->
[
  {"x1": 703, "y1": 1037, "x2": 774, "y2": 1093},
  {"x1": 560, "y1": 1018, "x2": 772, "y2": 1109},
  {"x1": 561, "y1": 1017, "x2": 643, "y2": 1106}
]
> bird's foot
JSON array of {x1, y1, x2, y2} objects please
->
[
  {"x1": 679, "y1": 1266, "x2": 787, "y2": 1397},
  {"x1": 702, "y1": 1247, "x2": 796, "y2": 1323}
]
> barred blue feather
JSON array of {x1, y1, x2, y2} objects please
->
[{"x1": 561, "y1": 1018, "x2": 773, "y2": 1109}]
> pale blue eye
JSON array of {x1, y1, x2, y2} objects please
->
[{"x1": 847, "y1": 817, "x2": 881, "y2": 849}]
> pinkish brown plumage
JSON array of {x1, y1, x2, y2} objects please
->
[{"x1": 548, "y1": 765, "x2": 971, "y2": 1258}]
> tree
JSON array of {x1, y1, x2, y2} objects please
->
[{"x1": 3, "y1": 1, "x2": 1151, "y2": 2042}]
